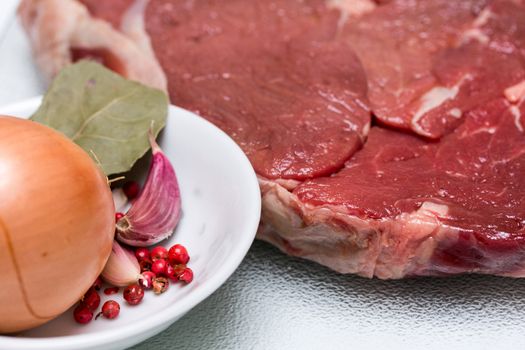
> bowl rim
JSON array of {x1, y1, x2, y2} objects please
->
[{"x1": 0, "y1": 96, "x2": 261, "y2": 350}]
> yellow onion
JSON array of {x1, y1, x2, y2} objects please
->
[{"x1": 0, "y1": 116, "x2": 115, "y2": 333}]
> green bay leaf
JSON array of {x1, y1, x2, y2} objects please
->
[{"x1": 31, "y1": 61, "x2": 168, "y2": 176}]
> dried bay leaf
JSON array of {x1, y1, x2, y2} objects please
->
[{"x1": 31, "y1": 61, "x2": 168, "y2": 176}]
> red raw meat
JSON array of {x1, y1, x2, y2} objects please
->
[
  {"x1": 292, "y1": 98, "x2": 525, "y2": 277},
  {"x1": 18, "y1": 0, "x2": 525, "y2": 278},
  {"x1": 344, "y1": 0, "x2": 525, "y2": 139},
  {"x1": 79, "y1": 0, "x2": 372, "y2": 181}
]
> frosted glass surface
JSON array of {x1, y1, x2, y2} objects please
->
[{"x1": 132, "y1": 241, "x2": 525, "y2": 350}]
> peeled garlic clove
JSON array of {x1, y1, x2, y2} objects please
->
[
  {"x1": 116, "y1": 132, "x2": 181, "y2": 247},
  {"x1": 101, "y1": 240, "x2": 141, "y2": 287}
]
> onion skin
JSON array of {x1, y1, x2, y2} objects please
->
[{"x1": 0, "y1": 116, "x2": 115, "y2": 333}]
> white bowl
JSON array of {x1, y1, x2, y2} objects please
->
[{"x1": 0, "y1": 97, "x2": 261, "y2": 350}]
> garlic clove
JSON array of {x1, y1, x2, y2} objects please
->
[
  {"x1": 116, "y1": 132, "x2": 181, "y2": 247},
  {"x1": 112, "y1": 188, "x2": 129, "y2": 213},
  {"x1": 101, "y1": 240, "x2": 141, "y2": 287}
]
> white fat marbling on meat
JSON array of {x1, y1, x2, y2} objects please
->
[
  {"x1": 469, "y1": 126, "x2": 497, "y2": 136},
  {"x1": 418, "y1": 201, "x2": 449, "y2": 218},
  {"x1": 473, "y1": 7, "x2": 492, "y2": 27},
  {"x1": 504, "y1": 80, "x2": 525, "y2": 103},
  {"x1": 17, "y1": 0, "x2": 87, "y2": 80},
  {"x1": 342, "y1": 119, "x2": 358, "y2": 132},
  {"x1": 274, "y1": 178, "x2": 302, "y2": 190},
  {"x1": 18, "y1": 0, "x2": 167, "y2": 91},
  {"x1": 459, "y1": 8, "x2": 492, "y2": 45},
  {"x1": 327, "y1": 104, "x2": 343, "y2": 114},
  {"x1": 448, "y1": 108, "x2": 462, "y2": 118},
  {"x1": 510, "y1": 105, "x2": 524, "y2": 133},
  {"x1": 327, "y1": 0, "x2": 376, "y2": 29},
  {"x1": 258, "y1": 177, "x2": 381, "y2": 277},
  {"x1": 318, "y1": 91, "x2": 355, "y2": 113},
  {"x1": 411, "y1": 77, "x2": 468, "y2": 136},
  {"x1": 460, "y1": 29, "x2": 490, "y2": 44},
  {"x1": 445, "y1": 170, "x2": 469, "y2": 179},
  {"x1": 120, "y1": 0, "x2": 157, "y2": 59},
  {"x1": 258, "y1": 178, "x2": 455, "y2": 279},
  {"x1": 362, "y1": 121, "x2": 370, "y2": 137}
]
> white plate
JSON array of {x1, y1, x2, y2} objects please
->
[{"x1": 0, "y1": 97, "x2": 261, "y2": 350}]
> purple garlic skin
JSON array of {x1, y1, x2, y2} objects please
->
[{"x1": 116, "y1": 132, "x2": 182, "y2": 247}]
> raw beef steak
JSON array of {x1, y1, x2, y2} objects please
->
[
  {"x1": 344, "y1": 0, "x2": 525, "y2": 139},
  {"x1": 142, "y1": 0, "x2": 371, "y2": 180},
  {"x1": 283, "y1": 98, "x2": 525, "y2": 278},
  {"x1": 17, "y1": 0, "x2": 525, "y2": 278}
]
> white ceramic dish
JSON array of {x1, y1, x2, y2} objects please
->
[{"x1": 0, "y1": 97, "x2": 261, "y2": 350}]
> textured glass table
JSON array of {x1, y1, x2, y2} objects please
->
[
  {"x1": 2, "y1": 7, "x2": 525, "y2": 349},
  {"x1": 131, "y1": 241, "x2": 525, "y2": 350}
]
